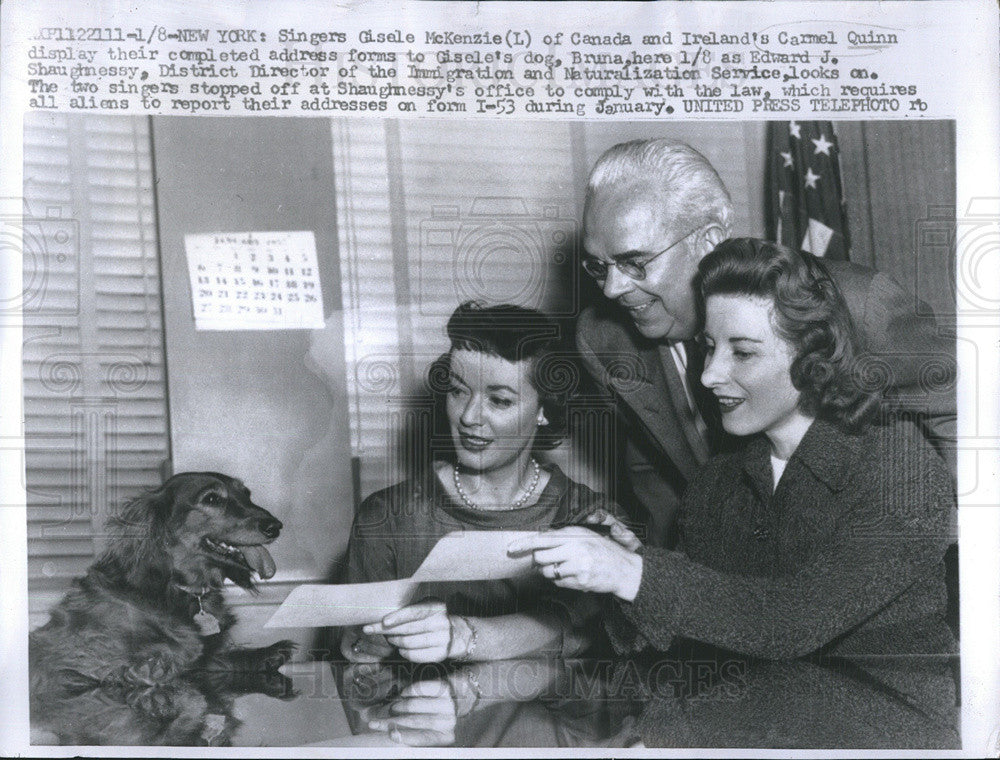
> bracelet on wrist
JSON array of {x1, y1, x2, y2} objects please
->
[
  {"x1": 452, "y1": 615, "x2": 478, "y2": 661},
  {"x1": 458, "y1": 668, "x2": 482, "y2": 716}
]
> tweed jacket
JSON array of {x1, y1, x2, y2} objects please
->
[
  {"x1": 603, "y1": 417, "x2": 958, "y2": 747},
  {"x1": 576, "y1": 260, "x2": 956, "y2": 547}
]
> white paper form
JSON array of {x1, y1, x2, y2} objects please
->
[
  {"x1": 266, "y1": 530, "x2": 541, "y2": 627},
  {"x1": 265, "y1": 579, "x2": 421, "y2": 628}
]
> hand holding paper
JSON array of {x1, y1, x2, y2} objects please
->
[
  {"x1": 363, "y1": 598, "x2": 463, "y2": 663},
  {"x1": 266, "y1": 530, "x2": 540, "y2": 629}
]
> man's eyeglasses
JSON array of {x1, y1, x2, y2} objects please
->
[{"x1": 581, "y1": 226, "x2": 703, "y2": 282}]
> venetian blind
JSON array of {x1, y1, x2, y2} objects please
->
[
  {"x1": 334, "y1": 119, "x2": 580, "y2": 502},
  {"x1": 334, "y1": 120, "x2": 763, "y2": 505},
  {"x1": 22, "y1": 113, "x2": 170, "y2": 625}
]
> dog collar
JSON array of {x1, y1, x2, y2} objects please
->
[
  {"x1": 173, "y1": 583, "x2": 212, "y2": 597},
  {"x1": 173, "y1": 583, "x2": 222, "y2": 635}
]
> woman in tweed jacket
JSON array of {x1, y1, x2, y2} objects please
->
[{"x1": 511, "y1": 238, "x2": 957, "y2": 748}]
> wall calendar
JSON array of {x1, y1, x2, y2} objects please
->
[{"x1": 184, "y1": 231, "x2": 325, "y2": 331}]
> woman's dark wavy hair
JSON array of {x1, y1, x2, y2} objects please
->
[
  {"x1": 429, "y1": 301, "x2": 570, "y2": 451},
  {"x1": 697, "y1": 238, "x2": 881, "y2": 433}
]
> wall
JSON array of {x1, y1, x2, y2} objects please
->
[
  {"x1": 838, "y1": 120, "x2": 956, "y2": 318},
  {"x1": 151, "y1": 117, "x2": 354, "y2": 647}
]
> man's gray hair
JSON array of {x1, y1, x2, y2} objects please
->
[{"x1": 585, "y1": 139, "x2": 734, "y2": 234}]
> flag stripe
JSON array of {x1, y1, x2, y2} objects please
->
[{"x1": 766, "y1": 121, "x2": 851, "y2": 260}]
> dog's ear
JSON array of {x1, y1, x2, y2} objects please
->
[
  {"x1": 139, "y1": 480, "x2": 177, "y2": 520},
  {"x1": 100, "y1": 482, "x2": 175, "y2": 589},
  {"x1": 111, "y1": 480, "x2": 175, "y2": 532}
]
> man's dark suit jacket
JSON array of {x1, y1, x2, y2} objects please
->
[{"x1": 576, "y1": 259, "x2": 956, "y2": 548}]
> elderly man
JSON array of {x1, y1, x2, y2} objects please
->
[
  {"x1": 509, "y1": 138, "x2": 958, "y2": 748},
  {"x1": 573, "y1": 139, "x2": 955, "y2": 547}
]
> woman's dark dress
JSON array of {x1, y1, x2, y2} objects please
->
[{"x1": 342, "y1": 463, "x2": 621, "y2": 747}]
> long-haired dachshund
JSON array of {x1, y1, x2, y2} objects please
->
[{"x1": 29, "y1": 472, "x2": 296, "y2": 746}]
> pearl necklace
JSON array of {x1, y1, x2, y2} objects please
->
[{"x1": 452, "y1": 458, "x2": 541, "y2": 511}]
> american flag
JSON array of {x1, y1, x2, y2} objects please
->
[{"x1": 766, "y1": 121, "x2": 850, "y2": 260}]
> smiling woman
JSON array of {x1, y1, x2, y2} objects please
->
[
  {"x1": 338, "y1": 303, "x2": 626, "y2": 666},
  {"x1": 333, "y1": 303, "x2": 640, "y2": 746},
  {"x1": 513, "y1": 239, "x2": 959, "y2": 748},
  {"x1": 699, "y1": 238, "x2": 882, "y2": 440},
  {"x1": 701, "y1": 294, "x2": 809, "y2": 458},
  {"x1": 446, "y1": 348, "x2": 549, "y2": 484},
  {"x1": 340, "y1": 303, "x2": 622, "y2": 672},
  {"x1": 697, "y1": 239, "x2": 878, "y2": 461}
]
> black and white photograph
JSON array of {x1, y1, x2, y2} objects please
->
[
  {"x1": 12, "y1": 113, "x2": 963, "y2": 749},
  {"x1": 2, "y1": 0, "x2": 998, "y2": 755}
]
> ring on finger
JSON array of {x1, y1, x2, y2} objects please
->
[{"x1": 553, "y1": 562, "x2": 562, "y2": 580}]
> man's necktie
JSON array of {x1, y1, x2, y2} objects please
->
[{"x1": 683, "y1": 338, "x2": 726, "y2": 453}]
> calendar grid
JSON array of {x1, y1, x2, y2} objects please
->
[{"x1": 184, "y1": 231, "x2": 325, "y2": 331}]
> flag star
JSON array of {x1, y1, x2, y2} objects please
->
[
  {"x1": 789, "y1": 122, "x2": 802, "y2": 139},
  {"x1": 812, "y1": 134, "x2": 834, "y2": 155},
  {"x1": 804, "y1": 167, "x2": 821, "y2": 189},
  {"x1": 780, "y1": 151, "x2": 793, "y2": 168}
]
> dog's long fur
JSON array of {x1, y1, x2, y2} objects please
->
[{"x1": 29, "y1": 472, "x2": 296, "y2": 746}]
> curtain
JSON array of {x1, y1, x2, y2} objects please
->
[{"x1": 837, "y1": 120, "x2": 956, "y2": 318}]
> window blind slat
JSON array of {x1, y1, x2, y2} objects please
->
[
  {"x1": 23, "y1": 113, "x2": 170, "y2": 613},
  {"x1": 334, "y1": 119, "x2": 577, "y2": 499}
]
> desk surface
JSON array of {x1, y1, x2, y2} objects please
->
[
  {"x1": 232, "y1": 662, "x2": 364, "y2": 747},
  {"x1": 231, "y1": 658, "x2": 622, "y2": 748},
  {"x1": 30, "y1": 655, "x2": 956, "y2": 748},
  {"x1": 228, "y1": 653, "x2": 959, "y2": 750}
]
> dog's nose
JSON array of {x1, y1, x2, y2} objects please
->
[{"x1": 259, "y1": 517, "x2": 282, "y2": 539}]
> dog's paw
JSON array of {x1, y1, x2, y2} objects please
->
[
  {"x1": 217, "y1": 640, "x2": 296, "y2": 673},
  {"x1": 260, "y1": 669, "x2": 299, "y2": 701},
  {"x1": 261, "y1": 640, "x2": 297, "y2": 670},
  {"x1": 125, "y1": 683, "x2": 177, "y2": 719},
  {"x1": 219, "y1": 668, "x2": 298, "y2": 700}
]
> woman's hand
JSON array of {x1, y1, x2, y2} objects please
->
[
  {"x1": 364, "y1": 598, "x2": 474, "y2": 663},
  {"x1": 341, "y1": 661, "x2": 399, "y2": 707},
  {"x1": 341, "y1": 625, "x2": 395, "y2": 663},
  {"x1": 508, "y1": 527, "x2": 644, "y2": 602},
  {"x1": 367, "y1": 678, "x2": 458, "y2": 746},
  {"x1": 585, "y1": 508, "x2": 644, "y2": 552}
]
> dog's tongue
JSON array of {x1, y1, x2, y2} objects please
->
[{"x1": 238, "y1": 545, "x2": 276, "y2": 580}]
